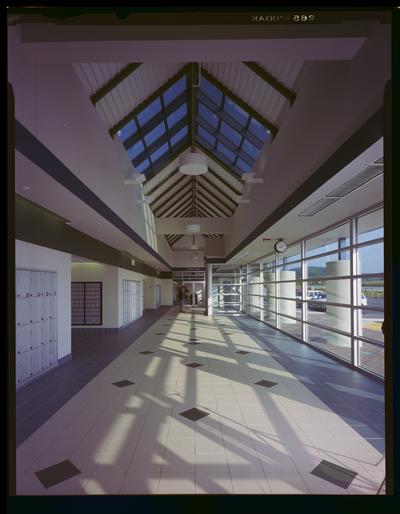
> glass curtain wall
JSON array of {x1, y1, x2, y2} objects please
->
[
  {"x1": 211, "y1": 266, "x2": 242, "y2": 313},
  {"x1": 238, "y1": 207, "x2": 384, "y2": 377}
]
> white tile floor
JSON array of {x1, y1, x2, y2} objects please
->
[{"x1": 16, "y1": 309, "x2": 385, "y2": 495}]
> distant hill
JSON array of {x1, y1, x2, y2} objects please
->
[{"x1": 306, "y1": 267, "x2": 326, "y2": 278}]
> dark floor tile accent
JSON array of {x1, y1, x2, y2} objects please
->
[
  {"x1": 235, "y1": 351, "x2": 250, "y2": 355},
  {"x1": 179, "y1": 407, "x2": 210, "y2": 421},
  {"x1": 112, "y1": 380, "x2": 135, "y2": 388},
  {"x1": 255, "y1": 380, "x2": 277, "y2": 388},
  {"x1": 187, "y1": 342, "x2": 201, "y2": 346},
  {"x1": 139, "y1": 351, "x2": 154, "y2": 355},
  {"x1": 35, "y1": 459, "x2": 81, "y2": 488},
  {"x1": 185, "y1": 363, "x2": 203, "y2": 368},
  {"x1": 310, "y1": 459, "x2": 357, "y2": 489}
]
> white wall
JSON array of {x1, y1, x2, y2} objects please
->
[
  {"x1": 143, "y1": 276, "x2": 173, "y2": 308},
  {"x1": 172, "y1": 251, "x2": 205, "y2": 268},
  {"x1": 15, "y1": 240, "x2": 71, "y2": 359},
  {"x1": 71, "y1": 262, "x2": 119, "y2": 328},
  {"x1": 160, "y1": 279, "x2": 173, "y2": 306},
  {"x1": 71, "y1": 263, "x2": 149, "y2": 328},
  {"x1": 117, "y1": 267, "x2": 145, "y2": 327},
  {"x1": 143, "y1": 277, "x2": 156, "y2": 310},
  {"x1": 204, "y1": 238, "x2": 225, "y2": 257}
]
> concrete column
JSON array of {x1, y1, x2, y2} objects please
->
[
  {"x1": 263, "y1": 273, "x2": 276, "y2": 320},
  {"x1": 277, "y1": 270, "x2": 296, "y2": 322},
  {"x1": 259, "y1": 264, "x2": 264, "y2": 321},
  {"x1": 326, "y1": 260, "x2": 350, "y2": 346},
  {"x1": 250, "y1": 268, "x2": 260, "y2": 316},
  {"x1": 354, "y1": 253, "x2": 363, "y2": 339},
  {"x1": 206, "y1": 264, "x2": 213, "y2": 316}
]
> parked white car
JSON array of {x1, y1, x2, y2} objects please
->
[
  {"x1": 296, "y1": 290, "x2": 325, "y2": 308},
  {"x1": 296, "y1": 290, "x2": 368, "y2": 309},
  {"x1": 306, "y1": 290, "x2": 325, "y2": 300}
]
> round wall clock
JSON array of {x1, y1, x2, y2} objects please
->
[{"x1": 274, "y1": 239, "x2": 288, "y2": 253}]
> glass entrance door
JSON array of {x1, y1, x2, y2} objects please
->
[{"x1": 183, "y1": 282, "x2": 204, "y2": 306}]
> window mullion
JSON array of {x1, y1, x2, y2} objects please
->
[{"x1": 301, "y1": 239, "x2": 307, "y2": 343}]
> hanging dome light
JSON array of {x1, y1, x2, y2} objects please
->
[
  {"x1": 179, "y1": 152, "x2": 208, "y2": 176},
  {"x1": 186, "y1": 223, "x2": 200, "y2": 233}
]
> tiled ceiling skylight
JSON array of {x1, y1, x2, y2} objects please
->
[
  {"x1": 116, "y1": 70, "x2": 270, "y2": 179},
  {"x1": 117, "y1": 75, "x2": 190, "y2": 176}
]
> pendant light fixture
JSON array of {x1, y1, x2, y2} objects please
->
[{"x1": 189, "y1": 234, "x2": 198, "y2": 250}]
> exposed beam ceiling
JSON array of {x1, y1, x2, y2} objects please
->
[
  {"x1": 198, "y1": 174, "x2": 239, "y2": 208},
  {"x1": 90, "y1": 63, "x2": 142, "y2": 105},
  {"x1": 152, "y1": 179, "x2": 191, "y2": 215},
  {"x1": 196, "y1": 181, "x2": 235, "y2": 215},
  {"x1": 242, "y1": 61, "x2": 296, "y2": 105}
]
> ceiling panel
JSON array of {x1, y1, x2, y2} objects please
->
[
  {"x1": 257, "y1": 59, "x2": 305, "y2": 90},
  {"x1": 73, "y1": 62, "x2": 125, "y2": 95}
]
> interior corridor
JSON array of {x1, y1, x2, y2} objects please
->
[{"x1": 16, "y1": 307, "x2": 385, "y2": 495}]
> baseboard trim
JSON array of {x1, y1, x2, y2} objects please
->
[
  {"x1": 72, "y1": 326, "x2": 122, "y2": 333},
  {"x1": 58, "y1": 353, "x2": 72, "y2": 366},
  {"x1": 72, "y1": 318, "x2": 141, "y2": 333}
]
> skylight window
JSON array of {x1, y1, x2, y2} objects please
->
[
  {"x1": 198, "y1": 102, "x2": 219, "y2": 130},
  {"x1": 112, "y1": 67, "x2": 271, "y2": 179},
  {"x1": 217, "y1": 142, "x2": 235, "y2": 164},
  {"x1": 200, "y1": 77, "x2": 223, "y2": 107},
  {"x1": 198, "y1": 126, "x2": 216, "y2": 148},
  {"x1": 223, "y1": 98, "x2": 249, "y2": 127},
  {"x1": 117, "y1": 120, "x2": 137, "y2": 142},
  {"x1": 248, "y1": 118, "x2": 269, "y2": 142},
  {"x1": 170, "y1": 126, "x2": 188, "y2": 146},
  {"x1": 220, "y1": 122, "x2": 242, "y2": 148},
  {"x1": 241, "y1": 139, "x2": 260, "y2": 160},
  {"x1": 150, "y1": 142, "x2": 169, "y2": 164},
  {"x1": 236, "y1": 158, "x2": 252, "y2": 174},
  {"x1": 144, "y1": 122, "x2": 166, "y2": 147},
  {"x1": 167, "y1": 103, "x2": 187, "y2": 129},
  {"x1": 194, "y1": 75, "x2": 270, "y2": 177},
  {"x1": 163, "y1": 76, "x2": 187, "y2": 106},
  {"x1": 137, "y1": 98, "x2": 162, "y2": 127},
  {"x1": 127, "y1": 140, "x2": 145, "y2": 160},
  {"x1": 135, "y1": 158, "x2": 150, "y2": 173}
]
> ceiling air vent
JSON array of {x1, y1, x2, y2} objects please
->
[
  {"x1": 298, "y1": 197, "x2": 339, "y2": 217},
  {"x1": 326, "y1": 164, "x2": 383, "y2": 198},
  {"x1": 373, "y1": 156, "x2": 383, "y2": 165}
]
